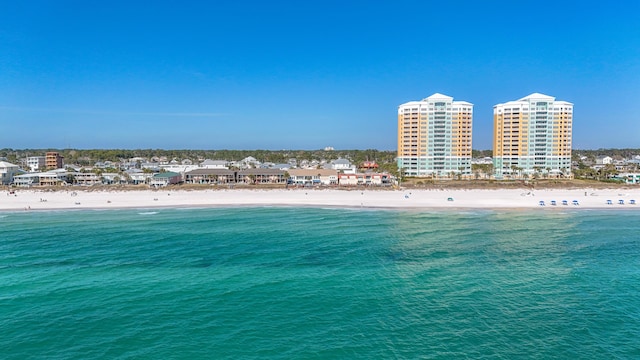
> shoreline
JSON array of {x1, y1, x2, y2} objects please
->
[{"x1": 2, "y1": 188, "x2": 639, "y2": 212}]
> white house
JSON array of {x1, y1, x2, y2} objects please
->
[
  {"x1": 126, "y1": 170, "x2": 154, "y2": 185},
  {"x1": 288, "y1": 169, "x2": 338, "y2": 185},
  {"x1": 596, "y1": 156, "x2": 613, "y2": 165},
  {"x1": 160, "y1": 164, "x2": 199, "y2": 174},
  {"x1": 329, "y1": 158, "x2": 352, "y2": 170},
  {"x1": 200, "y1": 159, "x2": 228, "y2": 169},
  {"x1": 241, "y1": 156, "x2": 260, "y2": 168},
  {"x1": 150, "y1": 172, "x2": 182, "y2": 187},
  {"x1": 338, "y1": 172, "x2": 392, "y2": 186},
  {"x1": 73, "y1": 172, "x2": 102, "y2": 185},
  {"x1": 0, "y1": 161, "x2": 20, "y2": 185},
  {"x1": 12, "y1": 170, "x2": 68, "y2": 186},
  {"x1": 27, "y1": 156, "x2": 46, "y2": 172}
]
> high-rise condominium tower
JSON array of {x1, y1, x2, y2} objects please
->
[
  {"x1": 397, "y1": 93, "x2": 473, "y2": 177},
  {"x1": 493, "y1": 93, "x2": 573, "y2": 178}
]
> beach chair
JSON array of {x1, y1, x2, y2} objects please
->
[
  {"x1": 550, "y1": 200, "x2": 557, "y2": 206},
  {"x1": 572, "y1": 200, "x2": 579, "y2": 205},
  {"x1": 538, "y1": 200, "x2": 545, "y2": 206},
  {"x1": 447, "y1": 197, "x2": 454, "y2": 202},
  {"x1": 562, "y1": 200, "x2": 568, "y2": 206},
  {"x1": 630, "y1": 200, "x2": 636, "y2": 205},
  {"x1": 618, "y1": 199, "x2": 624, "y2": 205},
  {"x1": 606, "y1": 200, "x2": 613, "y2": 205}
]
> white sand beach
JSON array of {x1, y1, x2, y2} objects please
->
[{"x1": 2, "y1": 188, "x2": 640, "y2": 211}]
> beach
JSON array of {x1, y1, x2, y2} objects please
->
[{"x1": 2, "y1": 187, "x2": 639, "y2": 211}]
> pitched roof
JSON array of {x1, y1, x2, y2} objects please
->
[
  {"x1": 288, "y1": 169, "x2": 338, "y2": 176},
  {"x1": 185, "y1": 168, "x2": 234, "y2": 176},
  {"x1": 201, "y1": 159, "x2": 227, "y2": 165},
  {"x1": 0, "y1": 161, "x2": 19, "y2": 168},
  {"x1": 424, "y1": 93, "x2": 453, "y2": 101},
  {"x1": 238, "y1": 168, "x2": 285, "y2": 175},
  {"x1": 518, "y1": 93, "x2": 555, "y2": 101},
  {"x1": 153, "y1": 172, "x2": 180, "y2": 178}
]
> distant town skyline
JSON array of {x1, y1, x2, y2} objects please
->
[{"x1": 1, "y1": 1, "x2": 638, "y2": 150}]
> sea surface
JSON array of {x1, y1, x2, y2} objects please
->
[{"x1": 1, "y1": 207, "x2": 639, "y2": 359}]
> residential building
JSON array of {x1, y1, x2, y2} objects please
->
[
  {"x1": 126, "y1": 170, "x2": 153, "y2": 185},
  {"x1": 288, "y1": 169, "x2": 338, "y2": 185},
  {"x1": 397, "y1": 93, "x2": 473, "y2": 177},
  {"x1": 493, "y1": 93, "x2": 573, "y2": 178},
  {"x1": 73, "y1": 172, "x2": 102, "y2": 185},
  {"x1": 329, "y1": 158, "x2": 352, "y2": 170},
  {"x1": 595, "y1": 156, "x2": 613, "y2": 165},
  {"x1": 200, "y1": 159, "x2": 228, "y2": 169},
  {"x1": 237, "y1": 169, "x2": 287, "y2": 184},
  {"x1": 184, "y1": 169, "x2": 236, "y2": 184},
  {"x1": 13, "y1": 170, "x2": 68, "y2": 186},
  {"x1": 160, "y1": 164, "x2": 199, "y2": 174},
  {"x1": 338, "y1": 172, "x2": 392, "y2": 186},
  {"x1": 150, "y1": 172, "x2": 182, "y2": 187},
  {"x1": 0, "y1": 161, "x2": 20, "y2": 185},
  {"x1": 27, "y1": 156, "x2": 46, "y2": 172},
  {"x1": 45, "y1": 152, "x2": 64, "y2": 170}
]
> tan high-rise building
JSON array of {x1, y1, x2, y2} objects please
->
[
  {"x1": 45, "y1": 152, "x2": 64, "y2": 170},
  {"x1": 397, "y1": 93, "x2": 473, "y2": 177},
  {"x1": 493, "y1": 93, "x2": 572, "y2": 178}
]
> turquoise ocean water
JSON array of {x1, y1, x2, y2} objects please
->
[{"x1": 1, "y1": 207, "x2": 639, "y2": 359}]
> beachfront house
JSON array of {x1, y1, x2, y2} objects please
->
[
  {"x1": 101, "y1": 173, "x2": 127, "y2": 185},
  {"x1": 12, "y1": 170, "x2": 69, "y2": 187},
  {"x1": 237, "y1": 169, "x2": 287, "y2": 184},
  {"x1": 0, "y1": 161, "x2": 21, "y2": 185},
  {"x1": 126, "y1": 170, "x2": 154, "y2": 185},
  {"x1": 288, "y1": 169, "x2": 338, "y2": 186},
  {"x1": 12, "y1": 173, "x2": 38, "y2": 187},
  {"x1": 184, "y1": 168, "x2": 236, "y2": 184},
  {"x1": 617, "y1": 173, "x2": 640, "y2": 184},
  {"x1": 150, "y1": 172, "x2": 182, "y2": 187},
  {"x1": 338, "y1": 172, "x2": 392, "y2": 186},
  {"x1": 73, "y1": 172, "x2": 102, "y2": 185}
]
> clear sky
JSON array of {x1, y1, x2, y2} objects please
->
[{"x1": 1, "y1": 0, "x2": 638, "y2": 150}]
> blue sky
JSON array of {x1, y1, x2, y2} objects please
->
[{"x1": 1, "y1": 0, "x2": 638, "y2": 150}]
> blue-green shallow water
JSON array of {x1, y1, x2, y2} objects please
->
[{"x1": 1, "y1": 208, "x2": 639, "y2": 359}]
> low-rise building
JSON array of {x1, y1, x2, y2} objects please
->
[
  {"x1": 200, "y1": 160, "x2": 228, "y2": 169},
  {"x1": 596, "y1": 156, "x2": 613, "y2": 165},
  {"x1": 237, "y1": 169, "x2": 287, "y2": 184},
  {"x1": 338, "y1": 172, "x2": 392, "y2": 186},
  {"x1": 46, "y1": 152, "x2": 64, "y2": 170},
  {"x1": 73, "y1": 172, "x2": 102, "y2": 185},
  {"x1": 288, "y1": 169, "x2": 338, "y2": 185},
  {"x1": 0, "y1": 161, "x2": 21, "y2": 185},
  {"x1": 150, "y1": 172, "x2": 182, "y2": 187},
  {"x1": 126, "y1": 170, "x2": 153, "y2": 185},
  {"x1": 329, "y1": 158, "x2": 352, "y2": 170},
  {"x1": 27, "y1": 156, "x2": 46, "y2": 172},
  {"x1": 12, "y1": 170, "x2": 68, "y2": 187},
  {"x1": 184, "y1": 169, "x2": 236, "y2": 184}
]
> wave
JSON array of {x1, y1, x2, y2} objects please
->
[{"x1": 138, "y1": 211, "x2": 158, "y2": 215}]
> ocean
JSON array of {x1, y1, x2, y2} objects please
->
[{"x1": 1, "y1": 207, "x2": 639, "y2": 359}]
